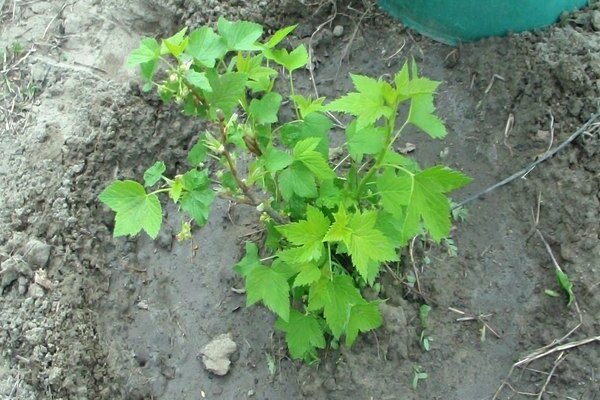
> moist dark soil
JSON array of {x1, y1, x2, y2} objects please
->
[{"x1": 1, "y1": 1, "x2": 598, "y2": 399}]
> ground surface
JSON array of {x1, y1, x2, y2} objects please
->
[{"x1": 0, "y1": 1, "x2": 599, "y2": 399}]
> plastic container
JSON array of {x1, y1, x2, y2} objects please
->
[{"x1": 378, "y1": 0, "x2": 589, "y2": 45}]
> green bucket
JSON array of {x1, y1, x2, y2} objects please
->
[{"x1": 378, "y1": 0, "x2": 589, "y2": 45}]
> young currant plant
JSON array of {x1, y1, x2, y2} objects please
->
[{"x1": 99, "y1": 18, "x2": 471, "y2": 362}]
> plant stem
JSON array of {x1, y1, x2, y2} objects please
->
[
  {"x1": 148, "y1": 188, "x2": 172, "y2": 196},
  {"x1": 289, "y1": 71, "x2": 300, "y2": 120},
  {"x1": 355, "y1": 118, "x2": 408, "y2": 197},
  {"x1": 217, "y1": 119, "x2": 287, "y2": 224}
]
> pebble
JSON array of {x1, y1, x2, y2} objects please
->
[
  {"x1": 591, "y1": 10, "x2": 600, "y2": 31},
  {"x1": 200, "y1": 333, "x2": 237, "y2": 376},
  {"x1": 24, "y1": 239, "x2": 52, "y2": 268},
  {"x1": 333, "y1": 25, "x2": 344, "y2": 37}
]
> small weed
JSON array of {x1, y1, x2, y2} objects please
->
[
  {"x1": 418, "y1": 304, "x2": 432, "y2": 351},
  {"x1": 412, "y1": 365, "x2": 428, "y2": 389}
]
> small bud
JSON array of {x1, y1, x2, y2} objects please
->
[
  {"x1": 256, "y1": 203, "x2": 265, "y2": 212},
  {"x1": 216, "y1": 144, "x2": 225, "y2": 154},
  {"x1": 169, "y1": 73, "x2": 178, "y2": 82},
  {"x1": 216, "y1": 109, "x2": 225, "y2": 122}
]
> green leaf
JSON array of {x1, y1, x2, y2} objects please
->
[
  {"x1": 249, "y1": 92, "x2": 282, "y2": 125},
  {"x1": 277, "y1": 206, "x2": 330, "y2": 262},
  {"x1": 246, "y1": 265, "x2": 290, "y2": 321},
  {"x1": 278, "y1": 163, "x2": 317, "y2": 201},
  {"x1": 234, "y1": 242, "x2": 262, "y2": 278},
  {"x1": 186, "y1": 27, "x2": 227, "y2": 68},
  {"x1": 264, "y1": 147, "x2": 293, "y2": 173},
  {"x1": 217, "y1": 17, "x2": 263, "y2": 51},
  {"x1": 397, "y1": 166, "x2": 470, "y2": 243},
  {"x1": 308, "y1": 274, "x2": 364, "y2": 339},
  {"x1": 408, "y1": 93, "x2": 446, "y2": 139},
  {"x1": 346, "y1": 211, "x2": 398, "y2": 280},
  {"x1": 186, "y1": 70, "x2": 212, "y2": 92},
  {"x1": 323, "y1": 207, "x2": 352, "y2": 243},
  {"x1": 290, "y1": 95, "x2": 326, "y2": 118},
  {"x1": 377, "y1": 168, "x2": 412, "y2": 211},
  {"x1": 293, "y1": 262, "x2": 322, "y2": 287},
  {"x1": 127, "y1": 38, "x2": 160, "y2": 67},
  {"x1": 264, "y1": 24, "x2": 297, "y2": 48},
  {"x1": 180, "y1": 189, "x2": 214, "y2": 226},
  {"x1": 263, "y1": 44, "x2": 308, "y2": 72},
  {"x1": 179, "y1": 169, "x2": 214, "y2": 225},
  {"x1": 292, "y1": 138, "x2": 334, "y2": 181},
  {"x1": 143, "y1": 161, "x2": 166, "y2": 187},
  {"x1": 345, "y1": 302, "x2": 382, "y2": 346},
  {"x1": 169, "y1": 178, "x2": 184, "y2": 203},
  {"x1": 345, "y1": 120, "x2": 386, "y2": 162},
  {"x1": 280, "y1": 113, "x2": 332, "y2": 158},
  {"x1": 316, "y1": 179, "x2": 343, "y2": 209},
  {"x1": 99, "y1": 180, "x2": 162, "y2": 239},
  {"x1": 275, "y1": 310, "x2": 325, "y2": 360},
  {"x1": 544, "y1": 289, "x2": 560, "y2": 298},
  {"x1": 187, "y1": 135, "x2": 207, "y2": 166},
  {"x1": 555, "y1": 269, "x2": 574, "y2": 306},
  {"x1": 206, "y1": 71, "x2": 248, "y2": 119},
  {"x1": 327, "y1": 74, "x2": 392, "y2": 129},
  {"x1": 160, "y1": 27, "x2": 188, "y2": 57}
]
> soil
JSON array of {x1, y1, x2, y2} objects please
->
[{"x1": 1, "y1": 1, "x2": 598, "y2": 399}]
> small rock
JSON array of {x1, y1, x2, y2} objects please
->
[
  {"x1": 1, "y1": 256, "x2": 32, "y2": 290},
  {"x1": 28, "y1": 283, "x2": 45, "y2": 298},
  {"x1": 247, "y1": 389, "x2": 255, "y2": 397},
  {"x1": 200, "y1": 333, "x2": 237, "y2": 376},
  {"x1": 17, "y1": 276, "x2": 29, "y2": 295},
  {"x1": 333, "y1": 25, "x2": 344, "y2": 37},
  {"x1": 592, "y1": 10, "x2": 600, "y2": 31},
  {"x1": 155, "y1": 225, "x2": 173, "y2": 250},
  {"x1": 25, "y1": 326, "x2": 46, "y2": 344},
  {"x1": 24, "y1": 239, "x2": 51, "y2": 268}
]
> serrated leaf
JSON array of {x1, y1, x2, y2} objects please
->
[
  {"x1": 234, "y1": 242, "x2": 262, "y2": 277},
  {"x1": 290, "y1": 95, "x2": 326, "y2": 118},
  {"x1": 345, "y1": 302, "x2": 382, "y2": 346},
  {"x1": 99, "y1": 180, "x2": 162, "y2": 239},
  {"x1": 278, "y1": 163, "x2": 317, "y2": 200},
  {"x1": 246, "y1": 265, "x2": 290, "y2": 321},
  {"x1": 316, "y1": 179, "x2": 342, "y2": 209},
  {"x1": 143, "y1": 161, "x2": 166, "y2": 187},
  {"x1": 346, "y1": 211, "x2": 397, "y2": 280},
  {"x1": 377, "y1": 168, "x2": 412, "y2": 211},
  {"x1": 263, "y1": 44, "x2": 308, "y2": 72},
  {"x1": 277, "y1": 206, "x2": 330, "y2": 262},
  {"x1": 275, "y1": 310, "x2": 325, "y2": 359},
  {"x1": 127, "y1": 38, "x2": 160, "y2": 67},
  {"x1": 180, "y1": 189, "x2": 214, "y2": 226},
  {"x1": 160, "y1": 27, "x2": 188, "y2": 57},
  {"x1": 169, "y1": 178, "x2": 184, "y2": 203},
  {"x1": 345, "y1": 120, "x2": 386, "y2": 162},
  {"x1": 397, "y1": 166, "x2": 470, "y2": 243},
  {"x1": 249, "y1": 92, "x2": 282, "y2": 125},
  {"x1": 280, "y1": 113, "x2": 332, "y2": 158},
  {"x1": 293, "y1": 262, "x2": 322, "y2": 287},
  {"x1": 292, "y1": 138, "x2": 334, "y2": 181},
  {"x1": 181, "y1": 169, "x2": 210, "y2": 190},
  {"x1": 408, "y1": 93, "x2": 446, "y2": 139},
  {"x1": 218, "y1": 17, "x2": 263, "y2": 51},
  {"x1": 327, "y1": 74, "x2": 392, "y2": 129},
  {"x1": 398, "y1": 77, "x2": 440, "y2": 97},
  {"x1": 271, "y1": 259, "x2": 301, "y2": 280},
  {"x1": 308, "y1": 274, "x2": 364, "y2": 339},
  {"x1": 186, "y1": 27, "x2": 227, "y2": 68},
  {"x1": 187, "y1": 135, "x2": 207, "y2": 166},
  {"x1": 186, "y1": 70, "x2": 212, "y2": 92},
  {"x1": 264, "y1": 147, "x2": 293, "y2": 172},
  {"x1": 206, "y1": 71, "x2": 248, "y2": 119},
  {"x1": 323, "y1": 207, "x2": 352, "y2": 243},
  {"x1": 555, "y1": 269, "x2": 574, "y2": 306},
  {"x1": 264, "y1": 24, "x2": 297, "y2": 48}
]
